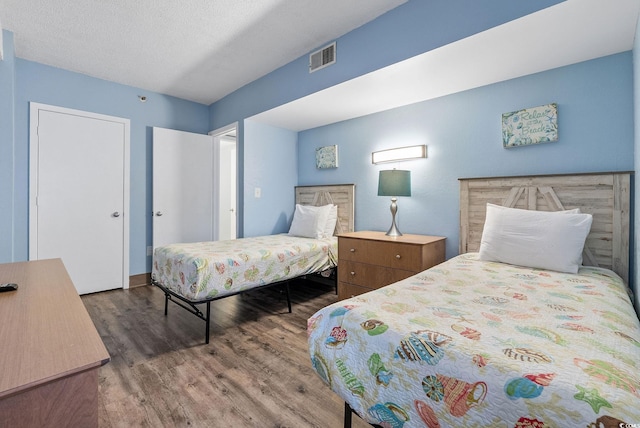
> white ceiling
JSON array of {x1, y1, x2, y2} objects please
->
[
  {"x1": 251, "y1": 0, "x2": 640, "y2": 131},
  {"x1": 0, "y1": 0, "x2": 407, "y2": 105}
]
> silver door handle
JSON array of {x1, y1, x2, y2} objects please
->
[
  {"x1": 112, "y1": 212, "x2": 120, "y2": 217},
  {"x1": 155, "y1": 211, "x2": 163, "y2": 216}
]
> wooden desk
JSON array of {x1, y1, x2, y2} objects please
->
[{"x1": 0, "y1": 259, "x2": 110, "y2": 428}]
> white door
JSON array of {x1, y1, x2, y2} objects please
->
[
  {"x1": 152, "y1": 127, "x2": 214, "y2": 248},
  {"x1": 29, "y1": 103, "x2": 130, "y2": 295}
]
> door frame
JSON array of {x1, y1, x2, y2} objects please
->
[
  {"x1": 28, "y1": 102, "x2": 131, "y2": 289},
  {"x1": 210, "y1": 122, "x2": 238, "y2": 241}
]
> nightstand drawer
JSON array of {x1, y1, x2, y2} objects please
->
[
  {"x1": 338, "y1": 260, "x2": 414, "y2": 289},
  {"x1": 338, "y1": 237, "x2": 370, "y2": 262},
  {"x1": 339, "y1": 237, "x2": 425, "y2": 271}
]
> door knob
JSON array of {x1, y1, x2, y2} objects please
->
[
  {"x1": 112, "y1": 212, "x2": 120, "y2": 217},
  {"x1": 155, "y1": 211, "x2": 163, "y2": 216}
]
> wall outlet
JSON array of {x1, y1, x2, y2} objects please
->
[
  {"x1": 147, "y1": 246, "x2": 153, "y2": 256},
  {"x1": 254, "y1": 187, "x2": 261, "y2": 198}
]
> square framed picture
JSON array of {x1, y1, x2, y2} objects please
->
[{"x1": 316, "y1": 145, "x2": 338, "y2": 169}]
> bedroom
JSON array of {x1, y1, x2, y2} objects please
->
[{"x1": 1, "y1": 0, "x2": 639, "y2": 426}]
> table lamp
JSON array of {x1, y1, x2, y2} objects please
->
[{"x1": 378, "y1": 170, "x2": 411, "y2": 237}]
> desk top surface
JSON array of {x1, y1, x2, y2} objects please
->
[{"x1": 0, "y1": 259, "x2": 110, "y2": 398}]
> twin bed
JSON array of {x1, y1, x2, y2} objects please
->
[
  {"x1": 152, "y1": 173, "x2": 640, "y2": 426},
  {"x1": 151, "y1": 184, "x2": 355, "y2": 344},
  {"x1": 307, "y1": 172, "x2": 640, "y2": 427}
]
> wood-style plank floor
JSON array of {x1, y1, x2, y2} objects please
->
[{"x1": 82, "y1": 279, "x2": 370, "y2": 428}]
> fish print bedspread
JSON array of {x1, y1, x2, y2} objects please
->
[
  {"x1": 153, "y1": 235, "x2": 337, "y2": 301},
  {"x1": 307, "y1": 253, "x2": 640, "y2": 427}
]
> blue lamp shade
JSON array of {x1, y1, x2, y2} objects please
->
[{"x1": 378, "y1": 170, "x2": 411, "y2": 197}]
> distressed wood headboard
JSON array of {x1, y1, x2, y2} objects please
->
[
  {"x1": 295, "y1": 184, "x2": 355, "y2": 235},
  {"x1": 459, "y1": 172, "x2": 632, "y2": 283}
]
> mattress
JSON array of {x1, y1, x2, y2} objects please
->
[
  {"x1": 152, "y1": 234, "x2": 337, "y2": 301},
  {"x1": 307, "y1": 253, "x2": 640, "y2": 427}
]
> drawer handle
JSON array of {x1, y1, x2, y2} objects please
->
[
  {"x1": 350, "y1": 248, "x2": 356, "y2": 252},
  {"x1": 396, "y1": 254, "x2": 401, "y2": 259},
  {"x1": 350, "y1": 271, "x2": 356, "y2": 276}
]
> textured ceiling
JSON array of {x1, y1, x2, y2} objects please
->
[{"x1": 0, "y1": 0, "x2": 406, "y2": 105}]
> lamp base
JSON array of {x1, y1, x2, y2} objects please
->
[
  {"x1": 385, "y1": 197, "x2": 403, "y2": 237},
  {"x1": 386, "y1": 223, "x2": 403, "y2": 237}
]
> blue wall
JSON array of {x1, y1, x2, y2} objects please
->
[
  {"x1": 209, "y1": 0, "x2": 562, "y2": 131},
  {"x1": 208, "y1": 0, "x2": 565, "y2": 242},
  {"x1": 10, "y1": 57, "x2": 210, "y2": 274},
  {"x1": 243, "y1": 120, "x2": 298, "y2": 236},
  {"x1": 298, "y1": 53, "x2": 634, "y2": 261},
  {"x1": 0, "y1": 30, "x2": 15, "y2": 262}
]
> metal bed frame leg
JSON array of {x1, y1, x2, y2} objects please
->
[
  {"x1": 286, "y1": 282, "x2": 292, "y2": 313},
  {"x1": 344, "y1": 402, "x2": 353, "y2": 428},
  {"x1": 205, "y1": 301, "x2": 211, "y2": 344},
  {"x1": 164, "y1": 292, "x2": 169, "y2": 315}
]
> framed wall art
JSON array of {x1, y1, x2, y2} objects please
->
[
  {"x1": 316, "y1": 145, "x2": 338, "y2": 169},
  {"x1": 502, "y1": 103, "x2": 558, "y2": 148}
]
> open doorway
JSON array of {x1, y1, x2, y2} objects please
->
[{"x1": 210, "y1": 123, "x2": 238, "y2": 241}]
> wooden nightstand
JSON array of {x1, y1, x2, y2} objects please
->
[{"x1": 337, "y1": 231, "x2": 446, "y2": 300}]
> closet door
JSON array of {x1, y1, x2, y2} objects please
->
[
  {"x1": 29, "y1": 103, "x2": 130, "y2": 294},
  {"x1": 152, "y1": 127, "x2": 214, "y2": 249}
]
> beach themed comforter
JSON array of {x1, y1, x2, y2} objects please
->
[
  {"x1": 153, "y1": 234, "x2": 337, "y2": 301},
  {"x1": 307, "y1": 253, "x2": 640, "y2": 427}
]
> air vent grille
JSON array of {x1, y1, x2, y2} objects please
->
[{"x1": 309, "y1": 42, "x2": 336, "y2": 73}]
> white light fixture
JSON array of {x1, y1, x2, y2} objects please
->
[{"x1": 372, "y1": 145, "x2": 427, "y2": 164}]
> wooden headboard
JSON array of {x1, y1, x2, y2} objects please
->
[
  {"x1": 459, "y1": 172, "x2": 632, "y2": 283},
  {"x1": 295, "y1": 184, "x2": 355, "y2": 234}
]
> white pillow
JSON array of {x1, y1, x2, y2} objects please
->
[
  {"x1": 478, "y1": 203, "x2": 593, "y2": 274},
  {"x1": 288, "y1": 204, "x2": 332, "y2": 239},
  {"x1": 323, "y1": 204, "x2": 338, "y2": 237}
]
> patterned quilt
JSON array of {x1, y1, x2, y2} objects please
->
[
  {"x1": 152, "y1": 235, "x2": 337, "y2": 301},
  {"x1": 307, "y1": 253, "x2": 640, "y2": 427}
]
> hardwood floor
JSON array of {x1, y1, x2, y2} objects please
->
[{"x1": 82, "y1": 279, "x2": 370, "y2": 428}]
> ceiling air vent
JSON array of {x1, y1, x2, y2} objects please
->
[{"x1": 309, "y1": 42, "x2": 336, "y2": 73}]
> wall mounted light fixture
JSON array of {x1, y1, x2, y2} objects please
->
[{"x1": 372, "y1": 144, "x2": 427, "y2": 164}]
